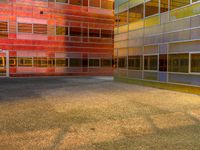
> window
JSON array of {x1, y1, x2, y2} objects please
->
[
  {"x1": 129, "y1": 4, "x2": 144, "y2": 23},
  {"x1": 56, "y1": 26, "x2": 68, "y2": 36},
  {"x1": 18, "y1": 57, "x2": 33, "y2": 67},
  {"x1": 128, "y1": 56, "x2": 142, "y2": 70},
  {"x1": 70, "y1": 27, "x2": 81, "y2": 36},
  {"x1": 168, "y1": 54, "x2": 189, "y2": 73},
  {"x1": 159, "y1": 54, "x2": 167, "y2": 72},
  {"x1": 0, "y1": 57, "x2": 5, "y2": 75},
  {"x1": 48, "y1": 58, "x2": 55, "y2": 67},
  {"x1": 89, "y1": 29, "x2": 100, "y2": 37},
  {"x1": 9, "y1": 57, "x2": 17, "y2": 67},
  {"x1": 0, "y1": 22, "x2": 8, "y2": 32},
  {"x1": 0, "y1": 32, "x2": 8, "y2": 38},
  {"x1": 18, "y1": 23, "x2": 32, "y2": 33},
  {"x1": 144, "y1": 15, "x2": 160, "y2": 27},
  {"x1": 129, "y1": 20, "x2": 144, "y2": 31},
  {"x1": 160, "y1": 0, "x2": 169, "y2": 13},
  {"x1": 144, "y1": 55, "x2": 158, "y2": 71},
  {"x1": 170, "y1": 2, "x2": 200, "y2": 20},
  {"x1": 145, "y1": 0, "x2": 159, "y2": 17},
  {"x1": 83, "y1": 0, "x2": 88, "y2": 6},
  {"x1": 89, "y1": 0, "x2": 100, "y2": 7},
  {"x1": 101, "y1": 29, "x2": 112, "y2": 38},
  {"x1": 0, "y1": 21, "x2": 8, "y2": 38},
  {"x1": 56, "y1": 58, "x2": 68, "y2": 67},
  {"x1": 0, "y1": 57, "x2": 5, "y2": 67},
  {"x1": 82, "y1": 28, "x2": 88, "y2": 37},
  {"x1": 56, "y1": 0, "x2": 68, "y2": 3},
  {"x1": 70, "y1": 0, "x2": 82, "y2": 5},
  {"x1": 33, "y1": 24, "x2": 47, "y2": 35},
  {"x1": 191, "y1": 54, "x2": 200, "y2": 73},
  {"x1": 89, "y1": 59, "x2": 100, "y2": 67},
  {"x1": 82, "y1": 58, "x2": 88, "y2": 68},
  {"x1": 118, "y1": 57, "x2": 127, "y2": 68},
  {"x1": 114, "y1": 58, "x2": 117, "y2": 68},
  {"x1": 101, "y1": 0, "x2": 113, "y2": 10},
  {"x1": 118, "y1": 11, "x2": 128, "y2": 26},
  {"x1": 17, "y1": 23, "x2": 47, "y2": 35},
  {"x1": 170, "y1": 0, "x2": 190, "y2": 10},
  {"x1": 101, "y1": 59, "x2": 112, "y2": 67},
  {"x1": 33, "y1": 57, "x2": 48, "y2": 67},
  {"x1": 70, "y1": 58, "x2": 82, "y2": 67}
]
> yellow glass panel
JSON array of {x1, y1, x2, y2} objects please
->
[
  {"x1": 129, "y1": 20, "x2": 144, "y2": 31},
  {"x1": 114, "y1": 41, "x2": 128, "y2": 49},
  {"x1": 0, "y1": 57, "x2": 5, "y2": 67},
  {"x1": 170, "y1": 2, "x2": 200, "y2": 20},
  {"x1": 170, "y1": 0, "x2": 190, "y2": 10},
  {"x1": 119, "y1": 2, "x2": 129, "y2": 13},
  {"x1": 18, "y1": 57, "x2": 33, "y2": 67},
  {"x1": 129, "y1": 0, "x2": 144, "y2": 8},
  {"x1": 118, "y1": 25, "x2": 128, "y2": 33},
  {"x1": 144, "y1": 15, "x2": 160, "y2": 27},
  {"x1": 118, "y1": 48, "x2": 127, "y2": 57},
  {"x1": 114, "y1": 27, "x2": 118, "y2": 34},
  {"x1": 9, "y1": 57, "x2": 16, "y2": 67},
  {"x1": 118, "y1": 11, "x2": 128, "y2": 25}
]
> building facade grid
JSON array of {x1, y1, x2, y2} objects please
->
[
  {"x1": 0, "y1": 0, "x2": 114, "y2": 77},
  {"x1": 114, "y1": 0, "x2": 200, "y2": 86}
]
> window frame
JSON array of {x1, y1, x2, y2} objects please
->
[
  {"x1": 101, "y1": 29, "x2": 113, "y2": 39},
  {"x1": 18, "y1": 57, "x2": 33, "y2": 67},
  {"x1": 118, "y1": 57, "x2": 127, "y2": 68},
  {"x1": 69, "y1": 58, "x2": 82, "y2": 67},
  {"x1": 101, "y1": 58, "x2": 112, "y2": 67},
  {"x1": 17, "y1": 22, "x2": 48, "y2": 35},
  {"x1": 144, "y1": 54, "x2": 159, "y2": 72},
  {"x1": 56, "y1": 25, "x2": 69, "y2": 36},
  {"x1": 89, "y1": 28, "x2": 101, "y2": 38},
  {"x1": 89, "y1": 58, "x2": 101, "y2": 68},
  {"x1": 168, "y1": 53, "x2": 189, "y2": 73},
  {"x1": 69, "y1": 26, "x2": 82, "y2": 37},
  {"x1": 189, "y1": 52, "x2": 200, "y2": 75},
  {"x1": 128, "y1": 55, "x2": 143, "y2": 70},
  {"x1": 0, "y1": 21, "x2": 9, "y2": 38},
  {"x1": 55, "y1": 57, "x2": 69, "y2": 67},
  {"x1": 17, "y1": 23, "x2": 33, "y2": 34},
  {"x1": 69, "y1": 0, "x2": 82, "y2": 6},
  {"x1": 89, "y1": 0, "x2": 100, "y2": 8},
  {"x1": 33, "y1": 24, "x2": 48, "y2": 35},
  {"x1": 56, "y1": 0, "x2": 69, "y2": 4}
]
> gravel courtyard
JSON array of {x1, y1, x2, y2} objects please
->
[{"x1": 0, "y1": 77, "x2": 200, "y2": 150}]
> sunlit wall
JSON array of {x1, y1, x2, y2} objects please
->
[{"x1": 114, "y1": 0, "x2": 200, "y2": 86}]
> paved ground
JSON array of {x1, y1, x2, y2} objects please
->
[{"x1": 0, "y1": 77, "x2": 200, "y2": 150}]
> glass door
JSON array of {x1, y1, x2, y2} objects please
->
[{"x1": 0, "y1": 50, "x2": 9, "y2": 77}]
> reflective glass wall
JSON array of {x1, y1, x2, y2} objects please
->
[
  {"x1": 115, "y1": 0, "x2": 200, "y2": 86},
  {"x1": 0, "y1": 0, "x2": 114, "y2": 76}
]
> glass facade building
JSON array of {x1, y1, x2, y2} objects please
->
[
  {"x1": 114, "y1": 0, "x2": 200, "y2": 86},
  {"x1": 0, "y1": 0, "x2": 114, "y2": 77}
]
